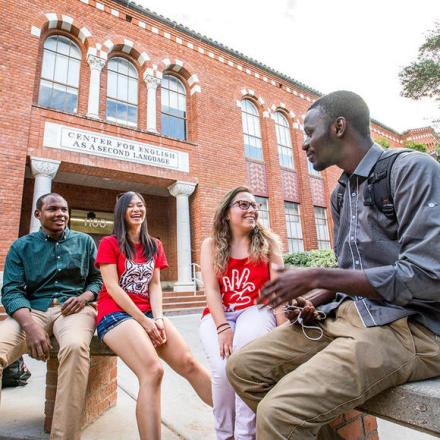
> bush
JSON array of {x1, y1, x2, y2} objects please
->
[
  {"x1": 284, "y1": 249, "x2": 337, "y2": 268},
  {"x1": 403, "y1": 141, "x2": 427, "y2": 153}
]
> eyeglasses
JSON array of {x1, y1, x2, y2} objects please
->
[{"x1": 230, "y1": 200, "x2": 261, "y2": 211}]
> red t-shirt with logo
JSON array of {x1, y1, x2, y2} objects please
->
[
  {"x1": 202, "y1": 257, "x2": 270, "y2": 317},
  {"x1": 95, "y1": 235, "x2": 168, "y2": 324}
]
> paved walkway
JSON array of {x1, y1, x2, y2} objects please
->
[{"x1": 0, "y1": 313, "x2": 435, "y2": 439}]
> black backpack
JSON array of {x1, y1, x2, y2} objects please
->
[
  {"x1": 1, "y1": 356, "x2": 31, "y2": 388},
  {"x1": 336, "y1": 149, "x2": 413, "y2": 221}
]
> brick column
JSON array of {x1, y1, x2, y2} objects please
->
[
  {"x1": 44, "y1": 356, "x2": 118, "y2": 433},
  {"x1": 330, "y1": 410, "x2": 379, "y2": 440}
]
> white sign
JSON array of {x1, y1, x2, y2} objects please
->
[{"x1": 43, "y1": 122, "x2": 189, "y2": 173}]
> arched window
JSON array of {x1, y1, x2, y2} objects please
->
[
  {"x1": 106, "y1": 57, "x2": 138, "y2": 127},
  {"x1": 275, "y1": 112, "x2": 294, "y2": 168},
  {"x1": 241, "y1": 100, "x2": 263, "y2": 161},
  {"x1": 38, "y1": 35, "x2": 81, "y2": 113},
  {"x1": 161, "y1": 75, "x2": 187, "y2": 140}
]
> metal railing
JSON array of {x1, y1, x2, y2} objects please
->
[{"x1": 191, "y1": 262, "x2": 203, "y2": 295}]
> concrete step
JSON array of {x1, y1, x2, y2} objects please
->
[
  {"x1": 164, "y1": 307, "x2": 206, "y2": 316},
  {"x1": 163, "y1": 295, "x2": 207, "y2": 304},
  {"x1": 162, "y1": 290, "x2": 204, "y2": 298},
  {"x1": 163, "y1": 300, "x2": 207, "y2": 311}
]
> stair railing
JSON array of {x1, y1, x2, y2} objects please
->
[{"x1": 191, "y1": 262, "x2": 203, "y2": 295}]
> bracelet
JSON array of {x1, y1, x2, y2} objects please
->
[
  {"x1": 217, "y1": 326, "x2": 231, "y2": 335},
  {"x1": 154, "y1": 316, "x2": 164, "y2": 321},
  {"x1": 216, "y1": 322, "x2": 229, "y2": 330}
]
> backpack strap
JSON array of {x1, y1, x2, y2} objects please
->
[
  {"x1": 335, "y1": 173, "x2": 348, "y2": 215},
  {"x1": 363, "y1": 149, "x2": 412, "y2": 220}
]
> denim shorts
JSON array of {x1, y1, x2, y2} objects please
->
[{"x1": 97, "y1": 310, "x2": 153, "y2": 341}]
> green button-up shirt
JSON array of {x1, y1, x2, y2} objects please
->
[{"x1": 1, "y1": 228, "x2": 102, "y2": 316}]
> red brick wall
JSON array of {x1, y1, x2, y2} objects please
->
[
  {"x1": 0, "y1": 0, "x2": 433, "y2": 276},
  {"x1": 45, "y1": 356, "x2": 118, "y2": 433},
  {"x1": 331, "y1": 410, "x2": 379, "y2": 440}
]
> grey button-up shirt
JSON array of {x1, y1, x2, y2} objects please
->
[{"x1": 318, "y1": 143, "x2": 440, "y2": 335}]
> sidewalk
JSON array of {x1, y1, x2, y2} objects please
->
[{"x1": 0, "y1": 313, "x2": 435, "y2": 440}]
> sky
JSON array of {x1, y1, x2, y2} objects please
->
[{"x1": 135, "y1": 0, "x2": 439, "y2": 133}]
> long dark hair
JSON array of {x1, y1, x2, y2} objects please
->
[{"x1": 113, "y1": 191, "x2": 157, "y2": 261}]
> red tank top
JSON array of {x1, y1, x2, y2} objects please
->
[{"x1": 202, "y1": 257, "x2": 270, "y2": 317}]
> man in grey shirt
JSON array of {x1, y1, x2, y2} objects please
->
[{"x1": 227, "y1": 91, "x2": 440, "y2": 440}]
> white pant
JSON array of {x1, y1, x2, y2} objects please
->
[{"x1": 199, "y1": 305, "x2": 276, "y2": 440}]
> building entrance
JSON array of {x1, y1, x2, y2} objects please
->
[{"x1": 69, "y1": 209, "x2": 114, "y2": 246}]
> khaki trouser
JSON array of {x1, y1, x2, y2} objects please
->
[
  {"x1": 0, "y1": 304, "x2": 96, "y2": 440},
  {"x1": 227, "y1": 301, "x2": 440, "y2": 440}
]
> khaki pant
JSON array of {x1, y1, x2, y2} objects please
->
[
  {"x1": 227, "y1": 301, "x2": 440, "y2": 440},
  {"x1": 0, "y1": 305, "x2": 96, "y2": 440}
]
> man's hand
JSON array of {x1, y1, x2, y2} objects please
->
[
  {"x1": 259, "y1": 267, "x2": 317, "y2": 309},
  {"x1": 23, "y1": 322, "x2": 52, "y2": 361},
  {"x1": 285, "y1": 297, "x2": 321, "y2": 324},
  {"x1": 61, "y1": 291, "x2": 94, "y2": 316}
]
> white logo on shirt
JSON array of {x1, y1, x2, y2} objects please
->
[{"x1": 222, "y1": 268, "x2": 256, "y2": 311}]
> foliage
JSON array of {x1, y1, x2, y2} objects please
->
[
  {"x1": 284, "y1": 249, "x2": 337, "y2": 268},
  {"x1": 403, "y1": 141, "x2": 428, "y2": 153},
  {"x1": 399, "y1": 22, "x2": 440, "y2": 102},
  {"x1": 375, "y1": 137, "x2": 390, "y2": 149},
  {"x1": 435, "y1": 144, "x2": 440, "y2": 162}
]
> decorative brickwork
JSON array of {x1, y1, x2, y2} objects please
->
[
  {"x1": 281, "y1": 169, "x2": 300, "y2": 202},
  {"x1": 309, "y1": 175, "x2": 327, "y2": 207},
  {"x1": 246, "y1": 160, "x2": 268, "y2": 196}
]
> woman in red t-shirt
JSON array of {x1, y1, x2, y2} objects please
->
[
  {"x1": 96, "y1": 191, "x2": 212, "y2": 440},
  {"x1": 199, "y1": 186, "x2": 285, "y2": 440}
]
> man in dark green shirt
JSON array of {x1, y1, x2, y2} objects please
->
[{"x1": 0, "y1": 193, "x2": 102, "y2": 440}]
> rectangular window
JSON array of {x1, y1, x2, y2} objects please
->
[
  {"x1": 284, "y1": 202, "x2": 304, "y2": 253},
  {"x1": 255, "y1": 196, "x2": 270, "y2": 229},
  {"x1": 314, "y1": 207, "x2": 331, "y2": 249}
]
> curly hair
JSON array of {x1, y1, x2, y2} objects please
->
[{"x1": 212, "y1": 186, "x2": 281, "y2": 275}]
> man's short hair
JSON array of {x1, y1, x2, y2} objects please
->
[
  {"x1": 35, "y1": 193, "x2": 65, "y2": 210},
  {"x1": 309, "y1": 91, "x2": 371, "y2": 137}
]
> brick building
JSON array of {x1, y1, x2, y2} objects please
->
[
  {"x1": 403, "y1": 126, "x2": 440, "y2": 157},
  {"x1": 0, "y1": 0, "x2": 437, "y2": 294}
]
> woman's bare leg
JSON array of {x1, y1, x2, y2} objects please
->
[
  {"x1": 103, "y1": 319, "x2": 164, "y2": 440},
  {"x1": 156, "y1": 317, "x2": 213, "y2": 406}
]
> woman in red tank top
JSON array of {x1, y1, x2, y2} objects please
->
[{"x1": 199, "y1": 186, "x2": 285, "y2": 440}]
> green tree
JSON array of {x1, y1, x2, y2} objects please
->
[
  {"x1": 399, "y1": 22, "x2": 440, "y2": 101},
  {"x1": 375, "y1": 137, "x2": 390, "y2": 149},
  {"x1": 403, "y1": 141, "x2": 427, "y2": 153}
]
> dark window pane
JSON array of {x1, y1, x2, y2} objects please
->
[
  {"x1": 38, "y1": 82, "x2": 52, "y2": 107},
  {"x1": 65, "y1": 88, "x2": 78, "y2": 113},
  {"x1": 106, "y1": 99, "x2": 117, "y2": 119},
  {"x1": 116, "y1": 102, "x2": 128, "y2": 122},
  {"x1": 127, "y1": 105, "x2": 137, "y2": 125},
  {"x1": 51, "y1": 85, "x2": 66, "y2": 111}
]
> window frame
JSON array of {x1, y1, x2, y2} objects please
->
[
  {"x1": 314, "y1": 206, "x2": 331, "y2": 250},
  {"x1": 241, "y1": 99, "x2": 264, "y2": 161},
  {"x1": 284, "y1": 201, "x2": 304, "y2": 253},
  {"x1": 255, "y1": 196, "x2": 270, "y2": 229},
  {"x1": 275, "y1": 111, "x2": 294, "y2": 169},
  {"x1": 105, "y1": 56, "x2": 139, "y2": 128},
  {"x1": 160, "y1": 74, "x2": 187, "y2": 141},
  {"x1": 38, "y1": 34, "x2": 82, "y2": 113}
]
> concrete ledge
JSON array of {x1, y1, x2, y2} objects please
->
[
  {"x1": 360, "y1": 378, "x2": 440, "y2": 435},
  {"x1": 50, "y1": 335, "x2": 114, "y2": 356}
]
